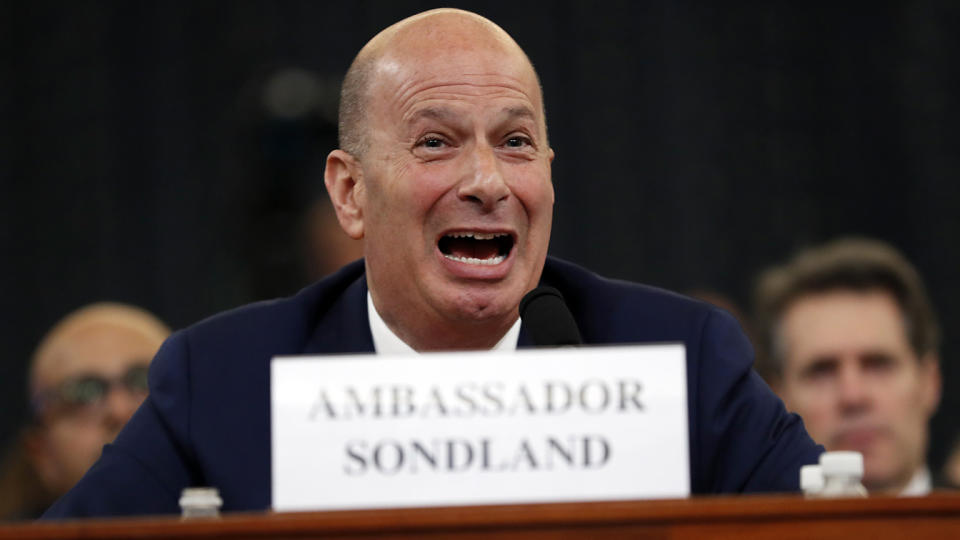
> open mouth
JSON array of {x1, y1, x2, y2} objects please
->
[{"x1": 438, "y1": 232, "x2": 514, "y2": 266}]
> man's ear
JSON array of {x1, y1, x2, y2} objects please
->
[
  {"x1": 920, "y1": 353, "x2": 942, "y2": 416},
  {"x1": 324, "y1": 149, "x2": 366, "y2": 240}
]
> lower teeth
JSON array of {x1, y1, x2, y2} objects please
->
[{"x1": 443, "y1": 253, "x2": 506, "y2": 266}]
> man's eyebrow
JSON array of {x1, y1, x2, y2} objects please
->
[
  {"x1": 502, "y1": 106, "x2": 536, "y2": 122},
  {"x1": 408, "y1": 107, "x2": 459, "y2": 123}
]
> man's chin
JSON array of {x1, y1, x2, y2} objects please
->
[
  {"x1": 862, "y1": 465, "x2": 913, "y2": 493},
  {"x1": 436, "y1": 283, "x2": 525, "y2": 323},
  {"x1": 447, "y1": 297, "x2": 518, "y2": 323}
]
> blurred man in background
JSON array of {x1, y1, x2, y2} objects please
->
[
  {"x1": 754, "y1": 238, "x2": 941, "y2": 495},
  {"x1": 0, "y1": 303, "x2": 169, "y2": 519}
]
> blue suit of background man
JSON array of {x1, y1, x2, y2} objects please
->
[{"x1": 44, "y1": 257, "x2": 823, "y2": 518}]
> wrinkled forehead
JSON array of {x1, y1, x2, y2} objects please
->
[{"x1": 372, "y1": 52, "x2": 545, "y2": 142}]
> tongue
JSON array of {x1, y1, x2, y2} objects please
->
[{"x1": 447, "y1": 237, "x2": 499, "y2": 260}]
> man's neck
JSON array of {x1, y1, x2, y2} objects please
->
[{"x1": 367, "y1": 291, "x2": 520, "y2": 352}]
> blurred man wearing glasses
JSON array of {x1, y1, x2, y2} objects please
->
[{"x1": 0, "y1": 303, "x2": 169, "y2": 519}]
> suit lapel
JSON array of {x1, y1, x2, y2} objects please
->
[
  {"x1": 302, "y1": 274, "x2": 375, "y2": 355},
  {"x1": 517, "y1": 324, "x2": 535, "y2": 348}
]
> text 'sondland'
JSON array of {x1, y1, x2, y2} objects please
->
[{"x1": 307, "y1": 379, "x2": 645, "y2": 476}]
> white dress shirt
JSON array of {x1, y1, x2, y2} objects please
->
[{"x1": 900, "y1": 466, "x2": 933, "y2": 497}]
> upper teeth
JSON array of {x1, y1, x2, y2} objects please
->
[{"x1": 449, "y1": 232, "x2": 507, "y2": 240}]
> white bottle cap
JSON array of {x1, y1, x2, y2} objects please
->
[
  {"x1": 179, "y1": 487, "x2": 223, "y2": 510},
  {"x1": 819, "y1": 451, "x2": 864, "y2": 477},
  {"x1": 800, "y1": 464, "x2": 824, "y2": 492}
]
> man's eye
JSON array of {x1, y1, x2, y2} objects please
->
[
  {"x1": 505, "y1": 136, "x2": 531, "y2": 148},
  {"x1": 801, "y1": 358, "x2": 837, "y2": 381},
  {"x1": 862, "y1": 353, "x2": 895, "y2": 372},
  {"x1": 61, "y1": 378, "x2": 108, "y2": 407},
  {"x1": 419, "y1": 137, "x2": 446, "y2": 148}
]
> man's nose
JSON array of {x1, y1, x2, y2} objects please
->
[
  {"x1": 102, "y1": 386, "x2": 142, "y2": 433},
  {"x1": 457, "y1": 143, "x2": 510, "y2": 211},
  {"x1": 836, "y1": 363, "x2": 870, "y2": 412}
]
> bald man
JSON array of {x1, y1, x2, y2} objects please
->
[
  {"x1": 43, "y1": 10, "x2": 820, "y2": 518},
  {"x1": 27, "y1": 303, "x2": 170, "y2": 495},
  {"x1": 0, "y1": 303, "x2": 168, "y2": 518}
]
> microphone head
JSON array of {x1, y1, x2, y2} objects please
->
[{"x1": 519, "y1": 286, "x2": 583, "y2": 346}]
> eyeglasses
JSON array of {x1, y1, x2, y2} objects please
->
[{"x1": 32, "y1": 363, "x2": 150, "y2": 421}]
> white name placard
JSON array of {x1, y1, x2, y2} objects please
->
[{"x1": 271, "y1": 344, "x2": 688, "y2": 512}]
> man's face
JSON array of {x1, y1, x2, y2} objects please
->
[
  {"x1": 352, "y1": 38, "x2": 554, "y2": 347},
  {"x1": 29, "y1": 320, "x2": 163, "y2": 495},
  {"x1": 777, "y1": 290, "x2": 940, "y2": 492}
]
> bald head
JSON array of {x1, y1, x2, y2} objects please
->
[
  {"x1": 338, "y1": 8, "x2": 544, "y2": 158},
  {"x1": 30, "y1": 303, "x2": 170, "y2": 394}
]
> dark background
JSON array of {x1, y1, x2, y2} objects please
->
[{"x1": 2, "y1": 1, "x2": 958, "y2": 471}]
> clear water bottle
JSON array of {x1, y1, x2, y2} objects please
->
[
  {"x1": 179, "y1": 487, "x2": 223, "y2": 519},
  {"x1": 818, "y1": 451, "x2": 868, "y2": 498}
]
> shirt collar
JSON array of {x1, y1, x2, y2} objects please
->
[
  {"x1": 900, "y1": 466, "x2": 932, "y2": 497},
  {"x1": 367, "y1": 291, "x2": 520, "y2": 355}
]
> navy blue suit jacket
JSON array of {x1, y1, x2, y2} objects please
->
[{"x1": 44, "y1": 257, "x2": 822, "y2": 518}]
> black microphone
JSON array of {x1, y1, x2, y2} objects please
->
[{"x1": 519, "y1": 286, "x2": 582, "y2": 346}]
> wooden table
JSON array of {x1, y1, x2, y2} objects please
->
[{"x1": 3, "y1": 493, "x2": 960, "y2": 539}]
